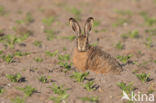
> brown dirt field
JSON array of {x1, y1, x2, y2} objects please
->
[{"x1": 0, "y1": 0, "x2": 156, "y2": 103}]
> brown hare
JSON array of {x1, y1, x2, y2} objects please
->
[{"x1": 69, "y1": 17, "x2": 123, "y2": 74}]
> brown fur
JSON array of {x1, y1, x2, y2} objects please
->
[{"x1": 73, "y1": 46, "x2": 122, "y2": 74}]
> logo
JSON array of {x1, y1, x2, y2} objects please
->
[{"x1": 121, "y1": 91, "x2": 155, "y2": 102}]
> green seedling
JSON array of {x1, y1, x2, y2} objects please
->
[
  {"x1": 145, "y1": 28, "x2": 156, "y2": 36},
  {"x1": 58, "y1": 62, "x2": 71, "y2": 71},
  {"x1": 136, "y1": 73, "x2": 150, "y2": 83},
  {"x1": 39, "y1": 76, "x2": 48, "y2": 83},
  {"x1": 0, "y1": 5, "x2": 6, "y2": 16},
  {"x1": 83, "y1": 81, "x2": 96, "y2": 92},
  {"x1": 112, "y1": 18, "x2": 130, "y2": 27},
  {"x1": 68, "y1": 7, "x2": 81, "y2": 20},
  {"x1": 79, "y1": 96, "x2": 99, "y2": 103},
  {"x1": 0, "y1": 34, "x2": 28, "y2": 48},
  {"x1": 117, "y1": 82, "x2": 135, "y2": 94},
  {"x1": 50, "y1": 94, "x2": 69, "y2": 103},
  {"x1": 42, "y1": 16, "x2": 55, "y2": 26},
  {"x1": 11, "y1": 96, "x2": 25, "y2": 103},
  {"x1": 145, "y1": 37, "x2": 152, "y2": 48},
  {"x1": 44, "y1": 29, "x2": 56, "y2": 40},
  {"x1": 50, "y1": 83, "x2": 68, "y2": 95},
  {"x1": 34, "y1": 57, "x2": 43, "y2": 63},
  {"x1": 71, "y1": 72, "x2": 89, "y2": 82},
  {"x1": 0, "y1": 50, "x2": 3, "y2": 55},
  {"x1": 148, "y1": 83, "x2": 155, "y2": 94},
  {"x1": 115, "y1": 41, "x2": 124, "y2": 50},
  {"x1": 14, "y1": 51, "x2": 29, "y2": 57},
  {"x1": 58, "y1": 54, "x2": 70, "y2": 61},
  {"x1": 50, "y1": 83, "x2": 69, "y2": 103},
  {"x1": 24, "y1": 13, "x2": 34, "y2": 24},
  {"x1": 154, "y1": 60, "x2": 156, "y2": 64},
  {"x1": 129, "y1": 30, "x2": 139, "y2": 38},
  {"x1": 45, "y1": 50, "x2": 58, "y2": 57},
  {"x1": 93, "y1": 20, "x2": 101, "y2": 27},
  {"x1": 12, "y1": 26, "x2": 32, "y2": 40},
  {"x1": 2, "y1": 54, "x2": 14, "y2": 63},
  {"x1": 16, "y1": 13, "x2": 33, "y2": 25},
  {"x1": 17, "y1": 86, "x2": 36, "y2": 97},
  {"x1": 140, "y1": 12, "x2": 156, "y2": 26},
  {"x1": 6, "y1": 73, "x2": 22, "y2": 82},
  {"x1": 0, "y1": 87, "x2": 4, "y2": 94},
  {"x1": 59, "y1": 35, "x2": 76, "y2": 41},
  {"x1": 33, "y1": 40, "x2": 42, "y2": 47},
  {"x1": 62, "y1": 47, "x2": 67, "y2": 51},
  {"x1": 115, "y1": 9, "x2": 132, "y2": 16},
  {"x1": 91, "y1": 42, "x2": 97, "y2": 47},
  {"x1": 117, "y1": 55, "x2": 132, "y2": 64},
  {"x1": 121, "y1": 30, "x2": 139, "y2": 39}
]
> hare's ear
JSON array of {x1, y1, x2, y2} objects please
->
[
  {"x1": 69, "y1": 17, "x2": 81, "y2": 36},
  {"x1": 84, "y1": 17, "x2": 94, "y2": 36}
]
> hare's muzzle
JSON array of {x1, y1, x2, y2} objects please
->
[{"x1": 77, "y1": 35, "x2": 88, "y2": 52}]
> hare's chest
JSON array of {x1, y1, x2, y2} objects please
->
[{"x1": 72, "y1": 49, "x2": 88, "y2": 72}]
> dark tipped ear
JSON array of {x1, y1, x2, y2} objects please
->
[
  {"x1": 84, "y1": 17, "x2": 94, "y2": 36},
  {"x1": 69, "y1": 17, "x2": 81, "y2": 36}
]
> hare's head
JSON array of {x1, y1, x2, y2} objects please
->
[{"x1": 69, "y1": 17, "x2": 94, "y2": 52}]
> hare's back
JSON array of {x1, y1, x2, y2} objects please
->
[{"x1": 87, "y1": 47, "x2": 122, "y2": 74}]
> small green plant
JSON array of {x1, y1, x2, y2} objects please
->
[
  {"x1": 49, "y1": 83, "x2": 69, "y2": 103},
  {"x1": 145, "y1": 28, "x2": 156, "y2": 36},
  {"x1": 121, "y1": 30, "x2": 139, "y2": 39},
  {"x1": 44, "y1": 29, "x2": 56, "y2": 40},
  {"x1": 68, "y1": 7, "x2": 81, "y2": 20},
  {"x1": 18, "y1": 86, "x2": 36, "y2": 97},
  {"x1": 71, "y1": 72, "x2": 89, "y2": 82},
  {"x1": 0, "y1": 34, "x2": 29, "y2": 48},
  {"x1": 11, "y1": 96, "x2": 25, "y2": 103},
  {"x1": 14, "y1": 51, "x2": 29, "y2": 57},
  {"x1": 59, "y1": 35, "x2": 76, "y2": 41},
  {"x1": 45, "y1": 50, "x2": 58, "y2": 57},
  {"x1": 33, "y1": 40, "x2": 42, "y2": 47},
  {"x1": 79, "y1": 96, "x2": 99, "y2": 103},
  {"x1": 136, "y1": 73, "x2": 150, "y2": 83},
  {"x1": 145, "y1": 37, "x2": 152, "y2": 48},
  {"x1": 16, "y1": 13, "x2": 33, "y2": 25},
  {"x1": 115, "y1": 41, "x2": 124, "y2": 50},
  {"x1": 34, "y1": 57, "x2": 43, "y2": 63},
  {"x1": 154, "y1": 60, "x2": 156, "y2": 64},
  {"x1": 42, "y1": 16, "x2": 55, "y2": 26},
  {"x1": 117, "y1": 82, "x2": 135, "y2": 94},
  {"x1": 93, "y1": 20, "x2": 101, "y2": 27},
  {"x1": 0, "y1": 50, "x2": 3, "y2": 55},
  {"x1": 140, "y1": 12, "x2": 156, "y2": 26},
  {"x1": 1, "y1": 51, "x2": 29, "y2": 63},
  {"x1": 115, "y1": 9, "x2": 132, "y2": 16},
  {"x1": 58, "y1": 54, "x2": 70, "y2": 61},
  {"x1": 0, "y1": 87, "x2": 4, "y2": 94},
  {"x1": 6, "y1": 73, "x2": 22, "y2": 82},
  {"x1": 58, "y1": 61, "x2": 71, "y2": 71},
  {"x1": 50, "y1": 83, "x2": 68, "y2": 95},
  {"x1": 50, "y1": 94, "x2": 69, "y2": 103},
  {"x1": 0, "y1": 5, "x2": 6, "y2": 16},
  {"x1": 112, "y1": 18, "x2": 130, "y2": 27},
  {"x1": 83, "y1": 81, "x2": 96, "y2": 92},
  {"x1": 39, "y1": 76, "x2": 48, "y2": 83},
  {"x1": 2, "y1": 54, "x2": 14, "y2": 63},
  {"x1": 91, "y1": 42, "x2": 97, "y2": 47},
  {"x1": 117, "y1": 55, "x2": 132, "y2": 64},
  {"x1": 24, "y1": 13, "x2": 34, "y2": 24}
]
